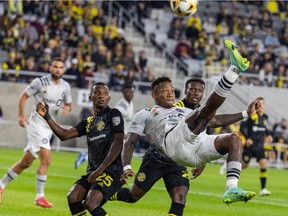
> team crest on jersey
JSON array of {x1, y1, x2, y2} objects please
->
[
  {"x1": 176, "y1": 108, "x2": 184, "y2": 113},
  {"x1": 42, "y1": 138, "x2": 48, "y2": 144},
  {"x1": 151, "y1": 108, "x2": 159, "y2": 117},
  {"x1": 137, "y1": 172, "x2": 146, "y2": 182},
  {"x1": 112, "y1": 116, "x2": 121, "y2": 126},
  {"x1": 97, "y1": 120, "x2": 105, "y2": 131}
]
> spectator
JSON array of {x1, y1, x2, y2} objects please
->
[
  {"x1": 94, "y1": 64, "x2": 109, "y2": 84},
  {"x1": 109, "y1": 64, "x2": 126, "y2": 91},
  {"x1": 66, "y1": 58, "x2": 83, "y2": 88},
  {"x1": 0, "y1": 106, "x2": 3, "y2": 120}
]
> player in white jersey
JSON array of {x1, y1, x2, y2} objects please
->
[
  {"x1": 121, "y1": 40, "x2": 257, "y2": 205},
  {"x1": 114, "y1": 84, "x2": 135, "y2": 135},
  {"x1": 0, "y1": 57, "x2": 72, "y2": 208}
]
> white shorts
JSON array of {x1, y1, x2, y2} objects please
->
[
  {"x1": 164, "y1": 119, "x2": 222, "y2": 167},
  {"x1": 24, "y1": 115, "x2": 53, "y2": 158}
]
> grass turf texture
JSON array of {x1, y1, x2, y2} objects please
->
[{"x1": 0, "y1": 147, "x2": 287, "y2": 216}]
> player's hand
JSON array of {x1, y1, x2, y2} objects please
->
[
  {"x1": 87, "y1": 170, "x2": 101, "y2": 184},
  {"x1": 36, "y1": 102, "x2": 47, "y2": 117},
  {"x1": 191, "y1": 164, "x2": 206, "y2": 179},
  {"x1": 120, "y1": 169, "x2": 134, "y2": 184},
  {"x1": 18, "y1": 114, "x2": 28, "y2": 128},
  {"x1": 246, "y1": 138, "x2": 253, "y2": 146},
  {"x1": 62, "y1": 105, "x2": 71, "y2": 116},
  {"x1": 247, "y1": 99, "x2": 261, "y2": 117}
]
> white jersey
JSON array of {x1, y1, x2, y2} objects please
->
[
  {"x1": 128, "y1": 105, "x2": 192, "y2": 152},
  {"x1": 128, "y1": 105, "x2": 220, "y2": 167},
  {"x1": 25, "y1": 74, "x2": 72, "y2": 126},
  {"x1": 115, "y1": 98, "x2": 134, "y2": 134}
]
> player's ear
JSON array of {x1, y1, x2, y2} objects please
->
[
  {"x1": 151, "y1": 90, "x2": 157, "y2": 100},
  {"x1": 89, "y1": 95, "x2": 92, "y2": 101}
]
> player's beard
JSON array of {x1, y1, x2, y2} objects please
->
[{"x1": 51, "y1": 73, "x2": 62, "y2": 80}]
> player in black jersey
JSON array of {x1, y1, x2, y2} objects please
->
[
  {"x1": 110, "y1": 77, "x2": 259, "y2": 215},
  {"x1": 240, "y1": 97, "x2": 273, "y2": 196},
  {"x1": 36, "y1": 82, "x2": 124, "y2": 216}
]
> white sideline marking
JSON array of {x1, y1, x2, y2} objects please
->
[{"x1": 1, "y1": 166, "x2": 288, "y2": 207}]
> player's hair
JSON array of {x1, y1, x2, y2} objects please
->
[
  {"x1": 151, "y1": 77, "x2": 172, "y2": 91},
  {"x1": 90, "y1": 82, "x2": 108, "y2": 94},
  {"x1": 50, "y1": 57, "x2": 65, "y2": 65},
  {"x1": 185, "y1": 78, "x2": 205, "y2": 91},
  {"x1": 122, "y1": 83, "x2": 135, "y2": 91}
]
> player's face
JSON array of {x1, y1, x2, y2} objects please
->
[
  {"x1": 123, "y1": 88, "x2": 134, "y2": 102},
  {"x1": 50, "y1": 60, "x2": 65, "y2": 80},
  {"x1": 185, "y1": 81, "x2": 204, "y2": 108},
  {"x1": 152, "y1": 81, "x2": 175, "y2": 108},
  {"x1": 89, "y1": 84, "x2": 111, "y2": 109},
  {"x1": 257, "y1": 99, "x2": 265, "y2": 115}
]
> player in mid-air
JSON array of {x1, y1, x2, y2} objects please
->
[
  {"x1": 0, "y1": 57, "x2": 72, "y2": 208},
  {"x1": 36, "y1": 82, "x2": 124, "y2": 216},
  {"x1": 120, "y1": 40, "x2": 258, "y2": 206},
  {"x1": 110, "y1": 77, "x2": 259, "y2": 214}
]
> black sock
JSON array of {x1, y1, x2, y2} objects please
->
[
  {"x1": 90, "y1": 206, "x2": 108, "y2": 216},
  {"x1": 168, "y1": 202, "x2": 185, "y2": 216},
  {"x1": 110, "y1": 188, "x2": 137, "y2": 203},
  {"x1": 69, "y1": 201, "x2": 86, "y2": 215}
]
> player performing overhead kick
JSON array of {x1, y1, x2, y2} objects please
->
[{"x1": 121, "y1": 40, "x2": 257, "y2": 205}]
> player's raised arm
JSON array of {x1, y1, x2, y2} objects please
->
[
  {"x1": 121, "y1": 132, "x2": 140, "y2": 183},
  {"x1": 36, "y1": 102, "x2": 79, "y2": 140}
]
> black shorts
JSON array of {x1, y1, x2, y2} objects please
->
[
  {"x1": 242, "y1": 145, "x2": 268, "y2": 163},
  {"x1": 75, "y1": 164, "x2": 123, "y2": 201},
  {"x1": 134, "y1": 150, "x2": 189, "y2": 192}
]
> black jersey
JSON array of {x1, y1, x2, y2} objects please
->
[
  {"x1": 240, "y1": 113, "x2": 270, "y2": 148},
  {"x1": 75, "y1": 107, "x2": 124, "y2": 173}
]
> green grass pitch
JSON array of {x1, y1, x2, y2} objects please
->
[{"x1": 0, "y1": 147, "x2": 287, "y2": 216}]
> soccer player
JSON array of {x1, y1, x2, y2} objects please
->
[
  {"x1": 120, "y1": 40, "x2": 257, "y2": 207},
  {"x1": 240, "y1": 97, "x2": 273, "y2": 196},
  {"x1": 110, "y1": 75, "x2": 259, "y2": 214},
  {"x1": 0, "y1": 57, "x2": 72, "y2": 207},
  {"x1": 36, "y1": 82, "x2": 124, "y2": 216}
]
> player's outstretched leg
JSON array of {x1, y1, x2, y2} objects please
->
[{"x1": 223, "y1": 186, "x2": 256, "y2": 205}]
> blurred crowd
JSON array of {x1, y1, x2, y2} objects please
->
[
  {"x1": 0, "y1": 0, "x2": 155, "y2": 91},
  {"x1": 165, "y1": 1, "x2": 288, "y2": 88}
]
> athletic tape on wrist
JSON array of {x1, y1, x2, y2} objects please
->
[
  {"x1": 242, "y1": 111, "x2": 249, "y2": 119},
  {"x1": 123, "y1": 165, "x2": 132, "y2": 172}
]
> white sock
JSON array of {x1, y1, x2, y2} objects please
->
[
  {"x1": 214, "y1": 66, "x2": 240, "y2": 97},
  {"x1": 226, "y1": 161, "x2": 241, "y2": 190},
  {"x1": 0, "y1": 168, "x2": 18, "y2": 188},
  {"x1": 224, "y1": 66, "x2": 240, "y2": 83},
  {"x1": 36, "y1": 175, "x2": 47, "y2": 199}
]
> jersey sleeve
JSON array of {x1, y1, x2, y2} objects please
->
[
  {"x1": 127, "y1": 109, "x2": 147, "y2": 136},
  {"x1": 25, "y1": 78, "x2": 42, "y2": 96},
  {"x1": 74, "y1": 118, "x2": 88, "y2": 136},
  {"x1": 110, "y1": 108, "x2": 124, "y2": 135}
]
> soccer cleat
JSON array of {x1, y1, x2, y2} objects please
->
[
  {"x1": 224, "y1": 40, "x2": 250, "y2": 72},
  {"x1": 223, "y1": 186, "x2": 256, "y2": 205},
  {"x1": 260, "y1": 188, "x2": 271, "y2": 196},
  {"x1": 0, "y1": 188, "x2": 4, "y2": 205},
  {"x1": 35, "y1": 197, "x2": 53, "y2": 208},
  {"x1": 74, "y1": 152, "x2": 87, "y2": 169}
]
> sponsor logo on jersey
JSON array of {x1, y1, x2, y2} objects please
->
[
  {"x1": 97, "y1": 120, "x2": 105, "y2": 131},
  {"x1": 112, "y1": 116, "x2": 121, "y2": 126},
  {"x1": 137, "y1": 172, "x2": 146, "y2": 182},
  {"x1": 175, "y1": 108, "x2": 184, "y2": 113},
  {"x1": 90, "y1": 134, "x2": 106, "y2": 141}
]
